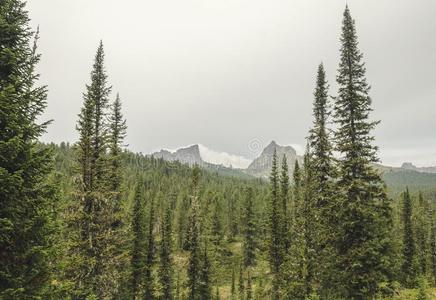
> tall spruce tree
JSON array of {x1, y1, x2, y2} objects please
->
[
  {"x1": 282, "y1": 160, "x2": 306, "y2": 298},
  {"x1": 74, "y1": 41, "x2": 118, "y2": 298},
  {"x1": 198, "y1": 243, "x2": 212, "y2": 300},
  {"x1": 268, "y1": 149, "x2": 283, "y2": 299},
  {"x1": 187, "y1": 165, "x2": 201, "y2": 299},
  {"x1": 416, "y1": 192, "x2": 429, "y2": 276},
  {"x1": 401, "y1": 188, "x2": 416, "y2": 287},
  {"x1": 308, "y1": 64, "x2": 334, "y2": 203},
  {"x1": 107, "y1": 92, "x2": 128, "y2": 297},
  {"x1": 0, "y1": 1, "x2": 56, "y2": 297},
  {"x1": 90, "y1": 42, "x2": 111, "y2": 188},
  {"x1": 301, "y1": 150, "x2": 317, "y2": 297},
  {"x1": 159, "y1": 200, "x2": 174, "y2": 300},
  {"x1": 108, "y1": 93, "x2": 127, "y2": 214},
  {"x1": 333, "y1": 6, "x2": 393, "y2": 298},
  {"x1": 280, "y1": 155, "x2": 290, "y2": 253},
  {"x1": 307, "y1": 63, "x2": 336, "y2": 294},
  {"x1": 144, "y1": 192, "x2": 156, "y2": 299},
  {"x1": 131, "y1": 181, "x2": 147, "y2": 299},
  {"x1": 210, "y1": 196, "x2": 223, "y2": 251},
  {"x1": 291, "y1": 160, "x2": 302, "y2": 232},
  {"x1": 243, "y1": 187, "x2": 256, "y2": 268}
]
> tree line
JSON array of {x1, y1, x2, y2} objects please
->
[{"x1": 1, "y1": 1, "x2": 435, "y2": 299}]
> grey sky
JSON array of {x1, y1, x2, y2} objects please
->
[{"x1": 29, "y1": 0, "x2": 436, "y2": 167}]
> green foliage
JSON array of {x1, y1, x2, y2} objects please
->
[
  {"x1": 69, "y1": 41, "x2": 125, "y2": 299},
  {"x1": 198, "y1": 244, "x2": 212, "y2": 300},
  {"x1": 231, "y1": 266, "x2": 236, "y2": 299},
  {"x1": 280, "y1": 155, "x2": 291, "y2": 254},
  {"x1": 0, "y1": 0, "x2": 56, "y2": 297},
  {"x1": 159, "y1": 200, "x2": 174, "y2": 299},
  {"x1": 5, "y1": 3, "x2": 436, "y2": 299},
  {"x1": 332, "y1": 6, "x2": 394, "y2": 298},
  {"x1": 246, "y1": 270, "x2": 253, "y2": 300},
  {"x1": 402, "y1": 188, "x2": 417, "y2": 287},
  {"x1": 243, "y1": 187, "x2": 257, "y2": 268},
  {"x1": 430, "y1": 205, "x2": 436, "y2": 285},
  {"x1": 300, "y1": 151, "x2": 318, "y2": 297},
  {"x1": 238, "y1": 263, "x2": 245, "y2": 299},
  {"x1": 267, "y1": 149, "x2": 283, "y2": 299},
  {"x1": 144, "y1": 190, "x2": 156, "y2": 299},
  {"x1": 417, "y1": 277, "x2": 429, "y2": 300},
  {"x1": 187, "y1": 165, "x2": 202, "y2": 299},
  {"x1": 131, "y1": 181, "x2": 147, "y2": 299}
]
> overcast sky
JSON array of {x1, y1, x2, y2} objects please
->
[{"x1": 29, "y1": 0, "x2": 436, "y2": 167}]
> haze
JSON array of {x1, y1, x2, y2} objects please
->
[{"x1": 28, "y1": 0, "x2": 436, "y2": 167}]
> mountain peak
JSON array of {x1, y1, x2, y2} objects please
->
[
  {"x1": 264, "y1": 140, "x2": 278, "y2": 151},
  {"x1": 151, "y1": 144, "x2": 203, "y2": 165},
  {"x1": 401, "y1": 162, "x2": 416, "y2": 170},
  {"x1": 246, "y1": 141, "x2": 300, "y2": 178}
]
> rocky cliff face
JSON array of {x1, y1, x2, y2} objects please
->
[
  {"x1": 245, "y1": 141, "x2": 301, "y2": 178},
  {"x1": 401, "y1": 162, "x2": 436, "y2": 174},
  {"x1": 152, "y1": 144, "x2": 204, "y2": 166}
]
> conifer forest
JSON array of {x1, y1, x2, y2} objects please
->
[{"x1": 1, "y1": 1, "x2": 436, "y2": 299}]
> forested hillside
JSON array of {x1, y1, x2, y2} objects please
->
[{"x1": 1, "y1": 1, "x2": 436, "y2": 299}]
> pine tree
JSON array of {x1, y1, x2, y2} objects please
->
[
  {"x1": 108, "y1": 93, "x2": 127, "y2": 215},
  {"x1": 0, "y1": 1, "x2": 56, "y2": 297},
  {"x1": 159, "y1": 201, "x2": 173, "y2": 299},
  {"x1": 198, "y1": 243, "x2": 212, "y2": 300},
  {"x1": 243, "y1": 187, "x2": 256, "y2": 268},
  {"x1": 401, "y1": 188, "x2": 417, "y2": 287},
  {"x1": 268, "y1": 149, "x2": 283, "y2": 299},
  {"x1": 301, "y1": 151, "x2": 317, "y2": 296},
  {"x1": 283, "y1": 160, "x2": 306, "y2": 298},
  {"x1": 107, "y1": 92, "x2": 128, "y2": 297},
  {"x1": 187, "y1": 165, "x2": 201, "y2": 299},
  {"x1": 227, "y1": 192, "x2": 239, "y2": 241},
  {"x1": 291, "y1": 161, "x2": 302, "y2": 232},
  {"x1": 307, "y1": 63, "x2": 336, "y2": 294},
  {"x1": 73, "y1": 41, "x2": 118, "y2": 298},
  {"x1": 280, "y1": 155, "x2": 290, "y2": 253},
  {"x1": 131, "y1": 181, "x2": 147, "y2": 299},
  {"x1": 176, "y1": 195, "x2": 190, "y2": 250},
  {"x1": 416, "y1": 192, "x2": 429, "y2": 276},
  {"x1": 210, "y1": 197, "x2": 223, "y2": 251},
  {"x1": 333, "y1": 6, "x2": 393, "y2": 298},
  {"x1": 144, "y1": 192, "x2": 156, "y2": 299},
  {"x1": 90, "y1": 41, "x2": 111, "y2": 189},
  {"x1": 308, "y1": 63, "x2": 334, "y2": 205}
]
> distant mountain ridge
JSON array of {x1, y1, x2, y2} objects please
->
[
  {"x1": 150, "y1": 141, "x2": 302, "y2": 178},
  {"x1": 150, "y1": 142, "x2": 436, "y2": 180}
]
